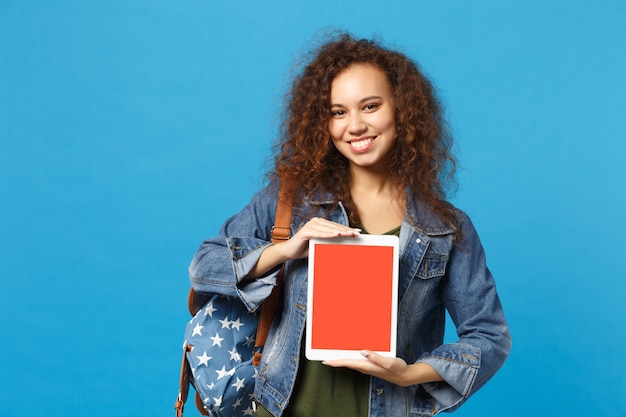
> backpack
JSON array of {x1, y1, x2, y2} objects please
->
[{"x1": 175, "y1": 183, "x2": 293, "y2": 416}]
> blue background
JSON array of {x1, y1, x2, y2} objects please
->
[{"x1": 1, "y1": 1, "x2": 625, "y2": 416}]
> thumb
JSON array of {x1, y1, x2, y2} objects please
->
[
  {"x1": 361, "y1": 350, "x2": 382, "y2": 363},
  {"x1": 361, "y1": 350, "x2": 396, "y2": 369}
]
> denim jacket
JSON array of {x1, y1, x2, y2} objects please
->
[{"x1": 189, "y1": 180, "x2": 511, "y2": 417}]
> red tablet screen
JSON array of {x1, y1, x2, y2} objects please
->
[{"x1": 310, "y1": 244, "x2": 395, "y2": 351}]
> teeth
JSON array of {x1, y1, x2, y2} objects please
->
[{"x1": 351, "y1": 138, "x2": 373, "y2": 150}]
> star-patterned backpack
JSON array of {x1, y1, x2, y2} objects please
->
[{"x1": 175, "y1": 183, "x2": 293, "y2": 417}]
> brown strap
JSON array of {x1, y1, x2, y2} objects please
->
[
  {"x1": 175, "y1": 180, "x2": 294, "y2": 415},
  {"x1": 175, "y1": 346, "x2": 210, "y2": 417},
  {"x1": 174, "y1": 344, "x2": 192, "y2": 417},
  {"x1": 195, "y1": 393, "x2": 210, "y2": 416},
  {"x1": 188, "y1": 286, "x2": 210, "y2": 316},
  {"x1": 253, "y1": 180, "x2": 294, "y2": 365}
]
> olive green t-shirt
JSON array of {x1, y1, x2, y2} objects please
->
[
  {"x1": 255, "y1": 225, "x2": 401, "y2": 417},
  {"x1": 255, "y1": 350, "x2": 370, "y2": 417}
]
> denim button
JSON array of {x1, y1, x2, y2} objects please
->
[
  {"x1": 376, "y1": 387, "x2": 384, "y2": 395},
  {"x1": 416, "y1": 238, "x2": 422, "y2": 244}
]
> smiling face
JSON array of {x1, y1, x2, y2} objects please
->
[{"x1": 328, "y1": 64, "x2": 397, "y2": 172}]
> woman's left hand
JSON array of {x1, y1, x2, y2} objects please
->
[{"x1": 323, "y1": 350, "x2": 442, "y2": 387}]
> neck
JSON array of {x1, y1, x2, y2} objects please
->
[
  {"x1": 347, "y1": 164, "x2": 406, "y2": 233},
  {"x1": 348, "y1": 164, "x2": 398, "y2": 197}
]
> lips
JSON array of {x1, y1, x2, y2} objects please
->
[{"x1": 349, "y1": 136, "x2": 375, "y2": 151}]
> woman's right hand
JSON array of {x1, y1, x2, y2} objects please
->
[
  {"x1": 246, "y1": 218, "x2": 360, "y2": 280},
  {"x1": 278, "y1": 217, "x2": 361, "y2": 261}
]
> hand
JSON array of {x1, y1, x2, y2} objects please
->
[
  {"x1": 323, "y1": 350, "x2": 443, "y2": 387},
  {"x1": 278, "y1": 217, "x2": 361, "y2": 261},
  {"x1": 247, "y1": 218, "x2": 360, "y2": 280}
]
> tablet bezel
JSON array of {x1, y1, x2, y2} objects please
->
[{"x1": 305, "y1": 234, "x2": 399, "y2": 361}]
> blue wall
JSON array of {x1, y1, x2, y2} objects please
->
[{"x1": 1, "y1": 1, "x2": 625, "y2": 416}]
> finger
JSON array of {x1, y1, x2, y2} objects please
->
[
  {"x1": 360, "y1": 350, "x2": 384, "y2": 365},
  {"x1": 305, "y1": 218, "x2": 361, "y2": 237},
  {"x1": 323, "y1": 351, "x2": 380, "y2": 370},
  {"x1": 322, "y1": 358, "x2": 377, "y2": 373}
]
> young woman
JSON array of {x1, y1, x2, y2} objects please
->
[{"x1": 189, "y1": 33, "x2": 511, "y2": 417}]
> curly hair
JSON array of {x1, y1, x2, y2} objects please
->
[{"x1": 272, "y1": 32, "x2": 458, "y2": 230}]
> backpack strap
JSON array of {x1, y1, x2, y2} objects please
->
[
  {"x1": 253, "y1": 179, "x2": 294, "y2": 365},
  {"x1": 175, "y1": 344, "x2": 198, "y2": 417}
]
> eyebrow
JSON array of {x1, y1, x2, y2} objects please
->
[{"x1": 330, "y1": 95, "x2": 384, "y2": 107}]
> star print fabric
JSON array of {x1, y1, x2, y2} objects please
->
[{"x1": 183, "y1": 294, "x2": 260, "y2": 417}]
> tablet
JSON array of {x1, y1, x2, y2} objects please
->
[{"x1": 305, "y1": 234, "x2": 399, "y2": 361}]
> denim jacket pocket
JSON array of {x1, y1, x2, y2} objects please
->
[
  {"x1": 416, "y1": 252, "x2": 448, "y2": 279},
  {"x1": 400, "y1": 252, "x2": 448, "y2": 318}
]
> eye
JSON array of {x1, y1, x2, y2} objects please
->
[
  {"x1": 330, "y1": 109, "x2": 346, "y2": 117},
  {"x1": 363, "y1": 103, "x2": 380, "y2": 111}
]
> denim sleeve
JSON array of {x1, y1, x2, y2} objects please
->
[
  {"x1": 187, "y1": 182, "x2": 282, "y2": 312},
  {"x1": 416, "y1": 212, "x2": 511, "y2": 413}
]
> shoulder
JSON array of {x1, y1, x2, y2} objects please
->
[
  {"x1": 406, "y1": 196, "x2": 458, "y2": 236},
  {"x1": 239, "y1": 177, "x2": 286, "y2": 215},
  {"x1": 217, "y1": 180, "x2": 281, "y2": 238},
  {"x1": 406, "y1": 196, "x2": 484, "y2": 248}
]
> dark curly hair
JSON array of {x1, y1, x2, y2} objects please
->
[{"x1": 272, "y1": 32, "x2": 458, "y2": 230}]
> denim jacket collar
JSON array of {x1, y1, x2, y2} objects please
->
[{"x1": 307, "y1": 187, "x2": 457, "y2": 236}]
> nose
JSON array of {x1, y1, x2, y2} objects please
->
[{"x1": 347, "y1": 113, "x2": 367, "y2": 136}]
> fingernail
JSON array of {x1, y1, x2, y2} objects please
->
[{"x1": 361, "y1": 350, "x2": 369, "y2": 357}]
